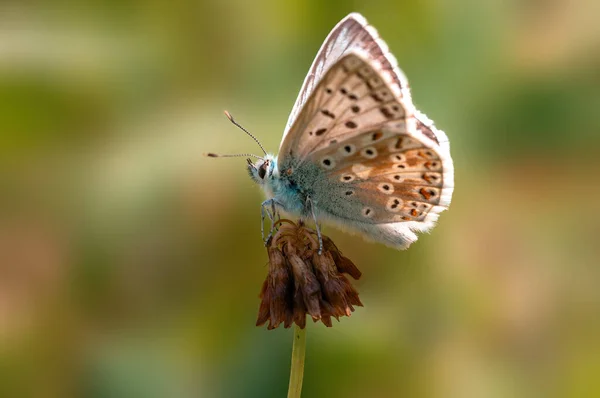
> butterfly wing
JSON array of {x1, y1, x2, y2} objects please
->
[
  {"x1": 300, "y1": 91, "x2": 454, "y2": 248},
  {"x1": 278, "y1": 14, "x2": 454, "y2": 249},
  {"x1": 279, "y1": 13, "x2": 413, "y2": 156}
]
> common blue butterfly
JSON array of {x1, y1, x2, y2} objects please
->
[{"x1": 209, "y1": 13, "x2": 454, "y2": 253}]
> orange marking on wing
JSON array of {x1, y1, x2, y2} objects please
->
[
  {"x1": 424, "y1": 161, "x2": 439, "y2": 170},
  {"x1": 372, "y1": 131, "x2": 383, "y2": 141},
  {"x1": 420, "y1": 188, "x2": 432, "y2": 200},
  {"x1": 406, "y1": 157, "x2": 418, "y2": 166}
]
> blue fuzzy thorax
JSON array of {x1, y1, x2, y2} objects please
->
[
  {"x1": 251, "y1": 153, "x2": 356, "y2": 220},
  {"x1": 260, "y1": 154, "x2": 308, "y2": 216}
]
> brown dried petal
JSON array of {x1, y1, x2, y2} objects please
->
[
  {"x1": 312, "y1": 252, "x2": 350, "y2": 317},
  {"x1": 323, "y1": 236, "x2": 362, "y2": 280},
  {"x1": 342, "y1": 276, "x2": 363, "y2": 307},
  {"x1": 256, "y1": 279, "x2": 271, "y2": 327},
  {"x1": 336, "y1": 256, "x2": 362, "y2": 280},
  {"x1": 256, "y1": 220, "x2": 363, "y2": 329},
  {"x1": 267, "y1": 248, "x2": 290, "y2": 329},
  {"x1": 288, "y1": 252, "x2": 321, "y2": 319},
  {"x1": 318, "y1": 299, "x2": 338, "y2": 321}
]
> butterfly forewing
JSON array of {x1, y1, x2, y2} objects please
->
[
  {"x1": 281, "y1": 13, "x2": 411, "y2": 146},
  {"x1": 280, "y1": 53, "x2": 414, "y2": 163}
]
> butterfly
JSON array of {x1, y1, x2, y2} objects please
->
[{"x1": 208, "y1": 13, "x2": 454, "y2": 253}]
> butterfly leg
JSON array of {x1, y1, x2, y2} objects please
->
[
  {"x1": 274, "y1": 201, "x2": 280, "y2": 220},
  {"x1": 306, "y1": 196, "x2": 323, "y2": 255},
  {"x1": 261, "y1": 199, "x2": 278, "y2": 245}
]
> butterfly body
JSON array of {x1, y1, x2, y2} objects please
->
[
  {"x1": 249, "y1": 154, "x2": 345, "y2": 218},
  {"x1": 241, "y1": 13, "x2": 454, "y2": 250}
]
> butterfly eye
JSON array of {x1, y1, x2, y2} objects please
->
[{"x1": 258, "y1": 163, "x2": 268, "y2": 179}]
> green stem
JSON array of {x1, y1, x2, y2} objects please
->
[{"x1": 287, "y1": 324, "x2": 307, "y2": 398}]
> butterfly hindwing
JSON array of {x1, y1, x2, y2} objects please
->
[{"x1": 309, "y1": 125, "x2": 446, "y2": 225}]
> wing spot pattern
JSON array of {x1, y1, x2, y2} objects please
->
[
  {"x1": 345, "y1": 121, "x2": 358, "y2": 128},
  {"x1": 373, "y1": 88, "x2": 393, "y2": 102},
  {"x1": 390, "y1": 154, "x2": 405, "y2": 162},
  {"x1": 378, "y1": 183, "x2": 394, "y2": 194},
  {"x1": 380, "y1": 107, "x2": 393, "y2": 118},
  {"x1": 361, "y1": 147, "x2": 377, "y2": 159},
  {"x1": 422, "y1": 173, "x2": 440, "y2": 184},
  {"x1": 338, "y1": 86, "x2": 358, "y2": 100},
  {"x1": 340, "y1": 174, "x2": 355, "y2": 182},
  {"x1": 321, "y1": 109, "x2": 335, "y2": 118},
  {"x1": 371, "y1": 94, "x2": 384, "y2": 103},
  {"x1": 420, "y1": 188, "x2": 437, "y2": 200},
  {"x1": 321, "y1": 157, "x2": 335, "y2": 169},
  {"x1": 425, "y1": 161, "x2": 440, "y2": 170},
  {"x1": 362, "y1": 207, "x2": 374, "y2": 218},
  {"x1": 357, "y1": 66, "x2": 373, "y2": 78},
  {"x1": 380, "y1": 103, "x2": 404, "y2": 119},
  {"x1": 367, "y1": 76, "x2": 382, "y2": 89},
  {"x1": 387, "y1": 197, "x2": 403, "y2": 212},
  {"x1": 342, "y1": 144, "x2": 356, "y2": 156}
]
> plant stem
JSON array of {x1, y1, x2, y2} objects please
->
[{"x1": 287, "y1": 324, "x2": 307, "y2": 398}]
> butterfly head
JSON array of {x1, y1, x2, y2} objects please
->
[{"x1": 247, "y1": 154, "x2": 277, "y2": 184}]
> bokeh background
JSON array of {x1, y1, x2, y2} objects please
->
[{"x1": 1, "y1": 0, "x2": 599, "y2": 397}]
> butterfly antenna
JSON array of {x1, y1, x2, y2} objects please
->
[
  {"x1": 224, "y1": 110, "x2": 267, "y2": 155},
  {"x1": 204, "y1": 152, "x2": 264, "y2": 160}
]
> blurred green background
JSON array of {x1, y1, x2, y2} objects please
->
[{"x1": 1, "y1": 0, "x2": 599, "y2": 397}]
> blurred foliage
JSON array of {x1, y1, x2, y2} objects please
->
[{"x1": 1, "y1": 0, "x2": 599, "y2": 397}]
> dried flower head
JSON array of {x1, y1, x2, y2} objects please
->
[{"x1": 256, "y1": 220, "x2": 363, "y2": 329}]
